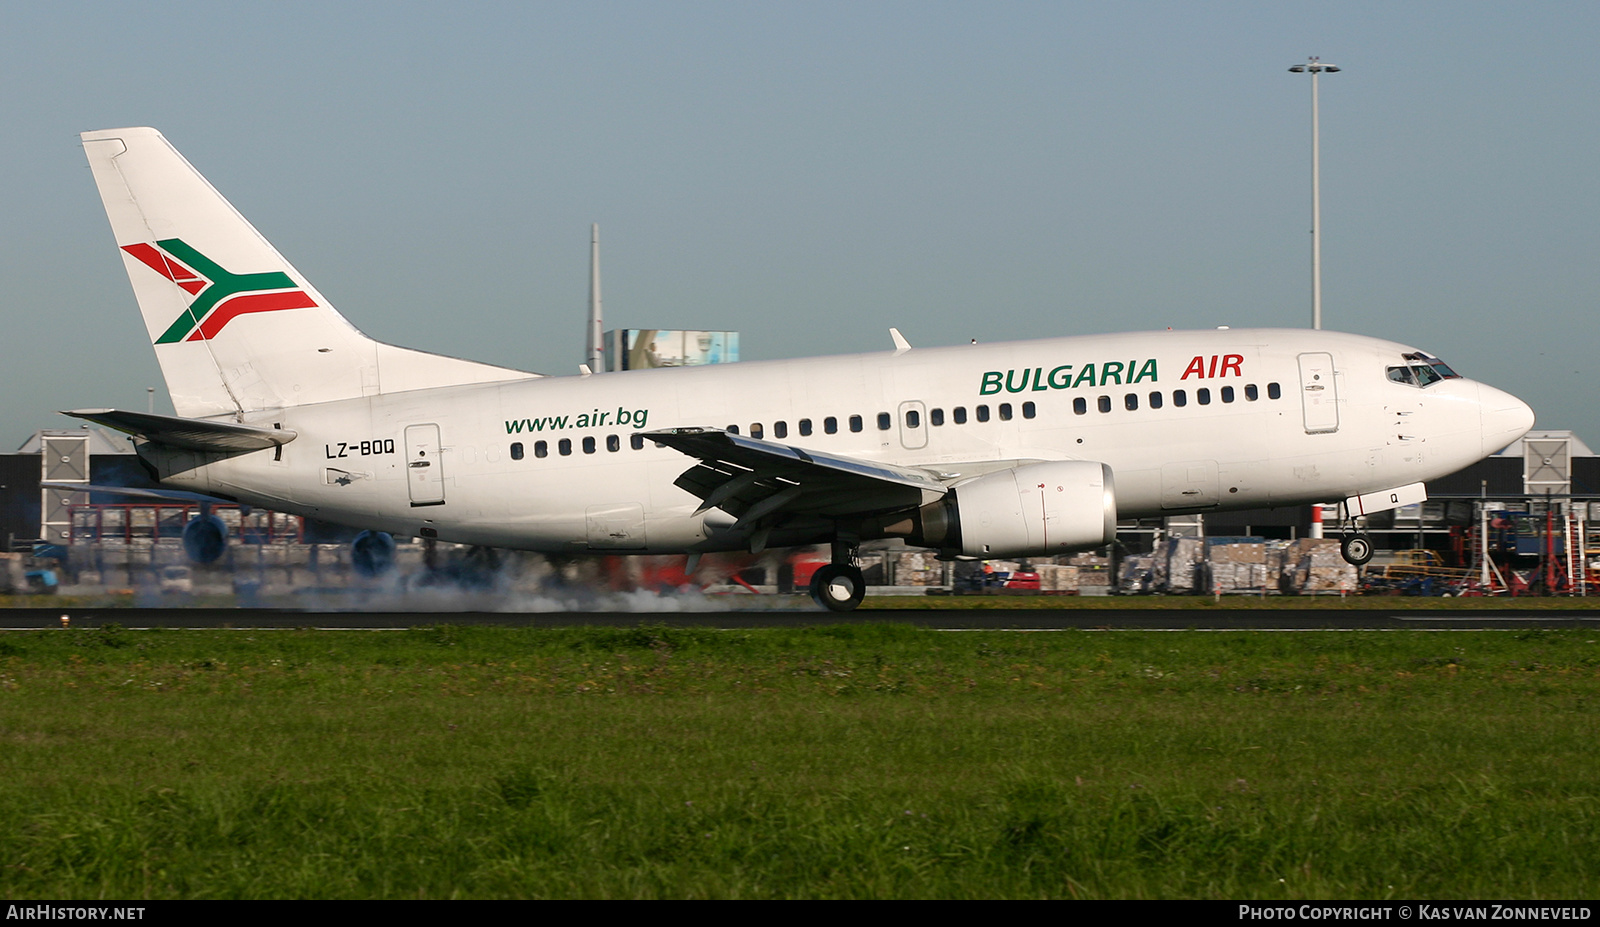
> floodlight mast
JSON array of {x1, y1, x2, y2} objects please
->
[
  {"x1": 1289, "y1": 57, "x2": 1340, "y2": 331},
  {"x1": 588, "y1": 223, "x2": 604, "y2": 373}
]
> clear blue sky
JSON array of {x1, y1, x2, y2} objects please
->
[{"x1": 3, "y1": 1, "x2": 1596, "y2": 448}]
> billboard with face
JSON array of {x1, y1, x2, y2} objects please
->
[{"x1": 605, "y1": 330, "x2": 740, "y2": 371}]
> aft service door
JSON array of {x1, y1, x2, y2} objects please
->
[
  {"x1": 1297, "y1": 352, "x2": 1340, "y2": 434},
  {"x1": 405, "y1": 424, "x2": 445, "y2": 507}
]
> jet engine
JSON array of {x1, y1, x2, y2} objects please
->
[
  {"x1": 181, "y1": 511, "x2": 228, "y2": 564},
  {"x1": 873, "y1": 461, "x2": 1116, "y2": 559}
]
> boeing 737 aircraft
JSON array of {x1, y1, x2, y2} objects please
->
[{"x1": 67, "y1": 127, "x2": 1535, "y2": 610}]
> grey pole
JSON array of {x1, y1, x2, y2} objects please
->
[
  {"x1": 1289, "y1": 57, "x2": 1340, "y2": 330},
  {"x1": 588, "y1": 224, "x2": 603, "y2": 372}
]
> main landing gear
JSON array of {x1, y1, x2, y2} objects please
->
[{"x1": 810, "y1": 537, "x2": 865, "y2": 612}]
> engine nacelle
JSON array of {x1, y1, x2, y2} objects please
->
[
  {"x1": 951, "y1": 461, "x2": 1116, "y2": 559},
  {"x1": 181, "y1": 513, "x2": 228, "y2": 564},
  {"x1": 872, "y1": 461, "x2": 1116, "y2": 559}
]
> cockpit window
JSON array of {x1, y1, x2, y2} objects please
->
[{"x1": 1391, "y1": 352, "x2": 1462, "y2": 388}]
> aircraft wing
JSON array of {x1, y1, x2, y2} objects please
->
[
  {"x1": 644, "y1": 428, "x2": 948, "y2": 537},
  {"x1": 62, "y1": 409, "x2": 296, "y2": 452}
]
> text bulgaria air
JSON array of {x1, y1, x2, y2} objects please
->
[{"x1": 979, "y1": 354, "x2": 1246, "y2": 395}]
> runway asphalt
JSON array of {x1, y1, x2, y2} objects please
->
[{"x1": 4, "y1": 606, "x2": 1600, "y2": 630}]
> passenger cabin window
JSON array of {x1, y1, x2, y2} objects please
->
[
  {"x1": 954, "y1": 407, "x2": 968, "y2": 424},
  {"x1": 727, "y1": 425, "x2": 740, "y2": 435},
  {"x1": 630, "y1": 435, "x2": 644, "y2": 450},
  {"x1": 1245, "y1": 384, "x2": 1259, "y2": 401},
  {"x1": 877, "y1": 412, "x2": 891, "y2": 431},
  {"x1": 905, "y1": 409, "x2": 920, "y2": 428},
  {"x1": 1173, "y1": 389, "x2": 1187, "y2": 407},
  {"x1": 750, "y1": 423, "x2": 764, "y2": 439},
  {"x1": 510, "y1": 442, "x2": 524, "y2": 460},
  {"x1": 607, "y1": 435, "x2": 620, "y2": 452},
  {"x1": 1022, "y1": 402, "x2": 1036, "y2": 419},
  {"x1": 1097, "y1": 396, "x2": 1112, "y2": 413},
  {"x1": 1149, "y1": 391, "x2": 1163, "y2": 409},
  {"x1": 1074, "y1": 397, "x2": 1087, "y2": 415},
  {"x1": 849, "y1": 415, "x2": 863, "y2": 433},
  {"x1": 1267, "y1": 382, "x2": 1281, "y2": 400},
  {"x1": 825, "y1": 417, "x2": 838, "y2": 434},
  {"x1": 1124, "y1": 393, "x2": 1138, "y2": 411},
  {"x1": 774, "y1": 421, "x2": 788, "y2": 439},
  {"x1": 799, "y1": 419, "x2": 813, "y2": 436},
  {"x1": 583, "y1": 437, "x2": 596, "y2": 454},
  {"x1": 976, "y1": 405, "x2": 990, "y2": 422},
  {"x1": 559, "y1": 438, "x2": 572, "y2": 456},
  {"x1": 931, "y1": 408, "x2": 945, "y2": 426},
  {"x1": 1197, "y1": 388, "x2": 1211, "y2": 405},
  {"x1": 1221, "y1": 386, "x2": 1235, "y2": 403},
  {"x1": 535, "y1": 440, "x2": 549, "y2": 458},
  {"x1": 998, "y1": 403, "x2": 1012, "y2": 421}
]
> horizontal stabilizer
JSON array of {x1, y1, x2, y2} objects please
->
[
  {"x1": 41, "y1": 481, "x2": 237, "y2": 506},
  {"x1": 62, "y1": 408, "x2": 296, "y2": 452}
]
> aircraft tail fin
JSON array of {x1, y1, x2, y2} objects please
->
[{"x1": 81, "y1": 128, "x2": 534, "y2": 418}]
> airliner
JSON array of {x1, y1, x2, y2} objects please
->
[{"x1": 66, "y1": 127, "x2": 1535, "y2": 610}]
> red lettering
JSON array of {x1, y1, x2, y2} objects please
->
[
  {"x1": 1180, "y1": 356, "x2": 1206, "y2": 380},
  {"x1": 1220, "y1": 354, "x2": 1243, "y2": 377},
  {"x1": 1207, "y1": 355, "x2": 1218, "y2": 378}
]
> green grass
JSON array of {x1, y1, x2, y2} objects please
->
[{"x1": 1, "y1": 624, "x2": 1597, "y2": 898}]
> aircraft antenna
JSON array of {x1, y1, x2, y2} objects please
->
[{"x1": 588, "y1": 223, "x2": 604, "y2": 372}]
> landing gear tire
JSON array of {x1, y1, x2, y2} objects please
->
[
  {"x1": 1341, "y1": 533, "x2": 1374, "y2": 566},
  {"x1": 810, "y1": 564, "x2": 866, "y2": 613}
]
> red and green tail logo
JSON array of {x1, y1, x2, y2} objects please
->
[{"x1": 122, "y1": 238, "x2": 317, "y2": 344}]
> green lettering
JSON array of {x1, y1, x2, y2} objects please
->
[
  {"x1": 1132, "y1": 358, "x2": 1159, "y2": 384},
  {"x1": 1048, "y1": 365, "x2": 1073, "y2": 388},
  {"x1": 1072, "y1": 364, "x2": 1097, "y2": 388},
  {"x1": 1005, "y1": 369, "x2": 1030, "y2": 393},
  {"x1": 1101, "y1": 361, "x2": 1124, "y2": 385},
  {"x1": 979, "y1": 371, "x2": 1004, "y2": 395}
]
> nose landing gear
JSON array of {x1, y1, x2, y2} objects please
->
[
  {"x1": 1340, "y1": 532, "x2": 1374, "y2": 566},
  {"x1": 1333, "y1": 501, "x2": 1374, "y2": 566}
]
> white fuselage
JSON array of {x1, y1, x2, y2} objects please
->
[{"x1": 145, "y1": 327, "x2": 1533, "y2": 555}]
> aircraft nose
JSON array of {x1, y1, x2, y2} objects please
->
[{"x1": 1478, "y1": 383, "x2": 1535, "y2": 456}]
